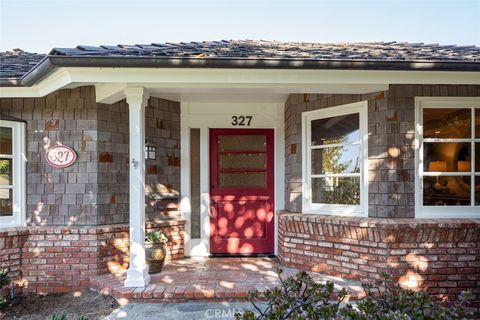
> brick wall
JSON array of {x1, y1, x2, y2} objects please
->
[
  {"x1": 278, "y1": 212, "x2": 480, "y2": 305},
  {"x1": 284, "y1": 85, "x2": 480, "y2": 218},
  {"x1": 0, "y1": 230, "x2": 22, "y2": 292},
  {"x1": 0, "y1": 220, "x2": 185, "y2": 293}
]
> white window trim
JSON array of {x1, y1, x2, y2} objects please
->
[
  {"x1": 0, "y1": 120, "x2": 26, "y2": 227},
  {"x1": 415, "y1": 97, "x2": 480, "y2": 219},
  {"x1": 302, "y1": 101, "x2": 368, "y2": 217}
]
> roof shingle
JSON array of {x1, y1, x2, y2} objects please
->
[
  {"x1": 49, "y1": 40, "x2": 480, "y2": 62},
  {"x1": 1, "y1": 40, "x2": 479, "y2": 81},
  {"x1": 0, "y1": 49, "x2": 46, "y2": 79}
]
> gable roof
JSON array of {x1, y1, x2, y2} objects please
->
[{"x1": 1, "y1": 40, "x2": 479, "y2": 87}]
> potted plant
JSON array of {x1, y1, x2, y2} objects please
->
[{"x1": 145, "y1": 229, "x2": 168, "y2": 274}]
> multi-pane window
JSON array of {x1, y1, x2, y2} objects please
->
[
  {"x1": 0, "y1": 119, "x2": 25, "y2": 227},
  {"x1": 303, "y1": 102, "x2": 368, "y2": 216},
  {"x1": 417, "y1": 98, "x2": 480, "y2": 218}
]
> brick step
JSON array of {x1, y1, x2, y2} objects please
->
[{"x1": 90, "y1": 257, "x2": 366, "y2": 303}]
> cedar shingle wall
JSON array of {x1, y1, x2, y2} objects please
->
[
  {"x1": 1, "y1": 87, "x2": 101, "y2": 225},
  {"x1": 284, "y1": 85, "x2": 480, "y2": 218},
  {"x1": 0, "y1": 87, "x2": 181, "y2": 226}
]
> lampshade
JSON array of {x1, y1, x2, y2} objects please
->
[
  {"x1": 457, "y1": 161, "x2": 471, "y2": 172},
  {"x1": 428, "y1": 161, "x2": 447, "y2": 172}
]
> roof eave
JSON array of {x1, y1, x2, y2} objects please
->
[
  {"x1": 0, "y1": 78, "x2": 23, "y2": 87},
  {"x1": 3, "y1": 55, "x2": 480, "y2": 88}
]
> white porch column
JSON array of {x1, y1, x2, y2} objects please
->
[{"x1": 124, "y1": 87, "x2": 150, "y2": 287}]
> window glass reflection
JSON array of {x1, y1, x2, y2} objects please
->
[
  {"x1": 423, "y1": 142, "x2": 471, "y2": 172},
  {"x1": 0, "y1": 159, "x2": 12, "y2": 185},
  {"x1": 0, "y1": 127, "x2": 12, "y2": 155},
  {"x1": 423, "y1": 176, "x2": 471, "y2": 206},
  {"x1": 475, "y1": 109, "x2": 480, "y2": 138},
  {"x1": 312, "y1": 146, "x2": 360, "y2": 174},
  {"x1": 475, "y1": 177, "x2": 480, "y2": 206},
  {"x1": 423, "y1": 108, "x2": 471, "y2": 139},
  {"x1": 0, "y1": 189, "x2": 12, "y2": 216},
  {"x1": 311, "y1": 113, "x2": 359, "y2": 146},
  {"x1": 312, "y1": 177, "x2": 360, "y2": 205}
]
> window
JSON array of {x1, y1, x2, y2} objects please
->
[
  {"x1": 302, "y1": 101, "x2": 368, "y2": 216},
  {"x1": 0, "y1": 119, "x2": 26, "y2": 227},
  {"x1": 416, "y1": 98, "x2": 480, "y2": 218}
]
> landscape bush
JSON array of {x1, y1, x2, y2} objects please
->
[
  {"x1": 235, "y1": 269, "x2": 477, "y2": 320},
  {"x1": 0, "y1": 269, "x2": 10, "y2": 309}
]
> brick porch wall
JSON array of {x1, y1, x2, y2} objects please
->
[
  {"x1": 0, "y1": 220, "x2": 185, "y2": 293},
  {"x1": 278, "y1": 212, "x2": 480, "y2": 305}
]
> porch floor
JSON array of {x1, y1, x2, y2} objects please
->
[{"x1": 90, "y1": 257, "x2": 365, "y2": 303}]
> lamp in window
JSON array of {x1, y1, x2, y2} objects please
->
[
  {"x1": 457, "y1": 161, "x2": 471, "y2": 172},
  {"x1": 144, "y1": 140, "x2": 158, "y2": 160},
  {"x1": 428, "y1": 160, "x2": 447, "y2": 190}
]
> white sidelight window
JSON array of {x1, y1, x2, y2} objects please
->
[
  {"x1": 0, "y1": 119, "x2": 26, "y2": 227},
  {"x1": 302, "y1": 101, "x2": 368, "y2": 216},
  {"x1": 415, "y1": 98, "x2": 480, "y2": 218}
]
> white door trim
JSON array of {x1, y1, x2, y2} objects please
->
[{"x1": 180, "y1": 102, "x2": 285, "y2": 256}]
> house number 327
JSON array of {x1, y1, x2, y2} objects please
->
[{"x1": 231, "y1": 115, "x2": 253, "y2": 126}]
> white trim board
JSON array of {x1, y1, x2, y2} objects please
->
[
  {"x1": 1, "y1": 67, "x2": 479, "y2": 99},
  {"x1": 180, "y1": 102, "x2": 285, "y2": 256}
]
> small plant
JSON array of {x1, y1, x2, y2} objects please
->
[
  {"x1": 145, "y1": 229, "x2": 168, "y2": 245},
  {"x1": 0, "y1": 269, "x2": 10, "y2": 309},
  {"x1": 235, "y1": 270, "x2": 477, "y2": 320},
  {"x1": 0, "y1": 269, "x2": 9, "y2": 288},
  {"x1": 236, "y1": 269, "x2": 349, "y2": 320}
]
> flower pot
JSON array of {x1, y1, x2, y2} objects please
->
[{"x1": 145, "y1": 242, "x2": 166, "y2": 274}]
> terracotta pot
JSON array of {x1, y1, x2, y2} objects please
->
[{"x1": 145, "y1": 242, "x2": 166, "y2": 274}]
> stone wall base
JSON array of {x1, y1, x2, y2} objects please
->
[
  {"x1": 0, "y1": 220, "x2": 185, "y2": 294},
  {"x1": 278, "y1": 211, "x2": 480, "y2": 306}
]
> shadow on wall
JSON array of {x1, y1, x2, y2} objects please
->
[{"x1": 104, "y1": 224, "x2": 184, "y2": 279}]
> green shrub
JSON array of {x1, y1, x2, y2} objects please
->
[
  {"x1": 145, "y1": 229, "x2": 168, "y2": 245},
  {"x1": 0, "y1": 269, "x2": 9, "y2": 288},
  {"x1": 0, "y1": 269, "x2": 10, "y2": 309},
  {"x1": 235, "y1": 270, "x2": 477, "y2": 320}
]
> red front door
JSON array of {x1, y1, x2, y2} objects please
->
[{"x1": 209, "y1": 129, "x2": 275, "y2": 254}]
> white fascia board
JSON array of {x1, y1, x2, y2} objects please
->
[
  {"x1": 0, "y1": 67, "x2": 479, "y2": 99},
  {"x1": 66, "y1": 68, "x2": 480, "y2": 85},
  {"x1": 0, "y1": 68, "x2": 71, "y2": 98}
]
